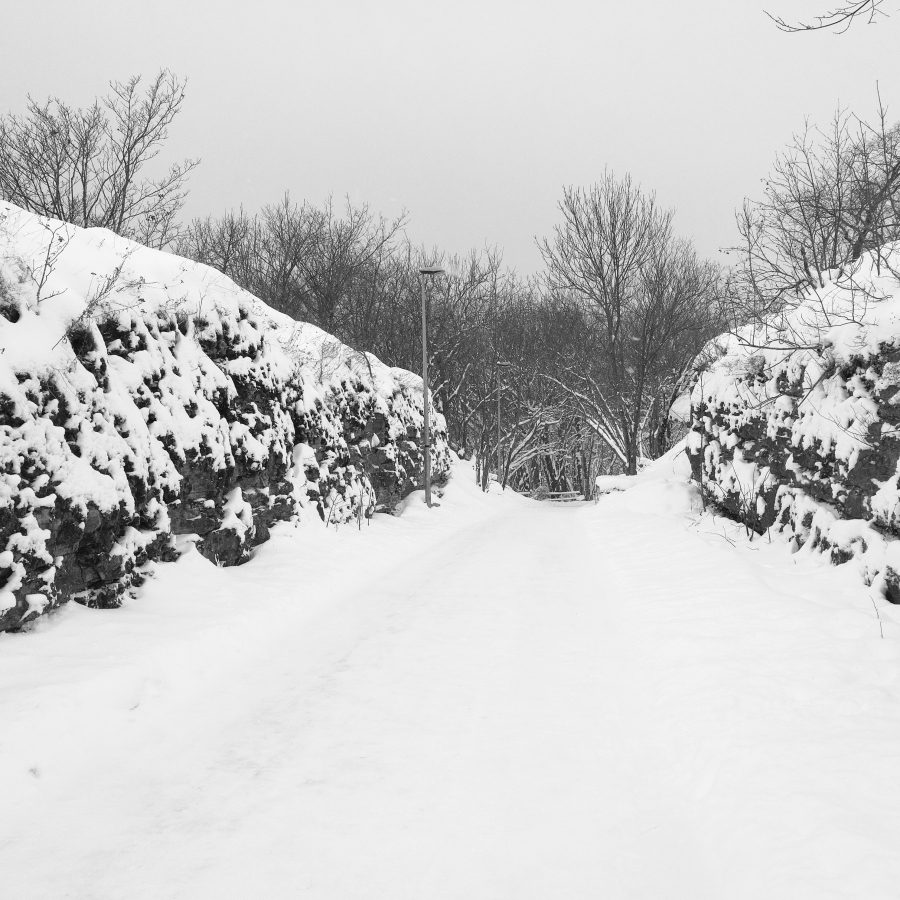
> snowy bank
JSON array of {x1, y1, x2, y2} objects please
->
[
  {"x1": 0, "y1": 202, "x2": 449, "y2": 630},
  {"x1": 687, "y1": 244, "x2": 900, "y2": 599},
  {"x1": 594, "y1": 441, "x2": 703, "y2": 518}
]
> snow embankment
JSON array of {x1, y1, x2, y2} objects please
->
[
  {"x1": 0, "y1": 202, "x2": 449, "y2": 631},
  {"x1": 594, "y1": 442, "x2": 703, "y2": 517},
  {"x1": 688, "y1": 244, "x2": 900, "y2": 599}
]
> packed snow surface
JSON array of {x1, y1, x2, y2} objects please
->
[{"x1": 2, "y1": 452, "x2": 900, "y2": 898}]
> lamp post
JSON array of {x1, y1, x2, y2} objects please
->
[
  {"x1": 495, "y1": 357, "x2": 513, "y2": 489},
  {"x1": 419, "y1": 266, "x2": 445, "y2": 507}
]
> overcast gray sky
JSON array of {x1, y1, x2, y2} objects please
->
[{"x1": 2, "y1": 0, "x2": 898, "y2": 273}]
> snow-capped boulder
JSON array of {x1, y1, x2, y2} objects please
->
[
  {"x1": 687, "y1": 245, "x2": 900, "y2": 598},
  {"x1": 0, "y1": 202, "x2": 449, "y2": 630}
]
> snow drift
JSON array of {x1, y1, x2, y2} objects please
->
[
  {"x1": 687, "y1": 244, "x2": 900, "y2": 599},
  {"x1": 0, "y1": 202, "x2": 449, "y2": 631}
]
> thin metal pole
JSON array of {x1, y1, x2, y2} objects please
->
[
  {"x1": 496, "y1": 373, "x2": 502, "y2": 487},
  {"x1": 421, "y1": 276, "x2": 431, "y2": 507}
]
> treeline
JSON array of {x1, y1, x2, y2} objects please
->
[
  {"x1": 4, "y1": 71, "x2": 899, "y2": 494},
  {"x1": 173, "y1": 176, "x2": 722, "y2": 485}
]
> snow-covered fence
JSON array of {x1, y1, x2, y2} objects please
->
[
  {"x1": 0, "y1": 202, "x2": 450, "y2": 631},
  {"x1": 687, "y1": 245, "x2": 900, "y2": 599}
]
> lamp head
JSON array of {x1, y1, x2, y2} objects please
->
[{"x1": 419, "y1": 266, "x2": 445, "y2": 277}]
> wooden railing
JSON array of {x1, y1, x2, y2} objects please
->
[{"x1": 546, "y1": 491, "x2": 585, "y2": 502}]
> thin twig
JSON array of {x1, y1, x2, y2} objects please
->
[{"x1": 871, "y1": 595, "x2": 885, "y2": 638}]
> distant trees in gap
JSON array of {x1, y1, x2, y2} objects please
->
[{"x1": 175, "y1": 176, "x2": 725, "y2": 487}]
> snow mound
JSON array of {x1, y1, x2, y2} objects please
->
[
  {"x1": 0, "y1": 202, "x2": 449, "y2": 630},
  {"x1": 594, "y1": 442, "x2": 702, "y2": 518}
]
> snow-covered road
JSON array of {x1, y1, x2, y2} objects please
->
[{"x1": 3, "y1": 459, "x2": 900, "y2": 899}]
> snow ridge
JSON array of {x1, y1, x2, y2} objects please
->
[
  {"x1": 0, "y1": 202, "x2": 449, "y2": 630},
  {"x1": 688, "y1": 244, "x2": 900, "y2": 598}
]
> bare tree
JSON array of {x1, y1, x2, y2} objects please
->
[
  {"x1": 177, "y1": 195, "x2": 405, "y2": 330},
  {"x1": 300, "y1": 196, "x2": 406, "y2": 333},
  {"x1": 0, "y1": 70, "x2": 197, "y2": 248},
  {"x1": 175, "y1": 207, "x2": 254, "y2": 277},
  {"x1": 729, "y1": 98, "x2": 900, "y2": 323},
  {"x1": 539, "y1": 173, "x2": 722, "y2": 474}
]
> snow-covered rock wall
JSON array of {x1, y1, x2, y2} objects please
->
[
  {"x1": 687, "y1": 245, "x2": 900, "y2": 599},
  {"x1": 0, "y1": 203, "x2": 449, "y2": 631}
]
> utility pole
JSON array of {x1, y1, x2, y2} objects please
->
[{"x1": 419, "y1": 267, "x2": 445, "y2": 507}]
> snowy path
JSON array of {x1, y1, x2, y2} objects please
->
[{"x1": 3, "y1": 463, "x2": 900, "y2": 898}]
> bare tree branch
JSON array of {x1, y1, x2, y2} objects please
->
[{"x1": 766, "y1": 0, "x2": 886, "y2": 32}]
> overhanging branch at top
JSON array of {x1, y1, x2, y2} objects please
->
[{"x1": 766, "y1": 0, "x2": 886, "y2": 32}]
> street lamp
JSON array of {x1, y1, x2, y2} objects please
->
[
  {"x1": 419, "y1": 266, "x2": 445, "y2": 507},
  {"x1": 495, "y1": 357, "x2": 514, "y2": 489}
]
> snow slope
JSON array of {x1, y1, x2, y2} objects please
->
[{"x1": 1, "y1": 454, "x2": 899, "y2": 899}]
